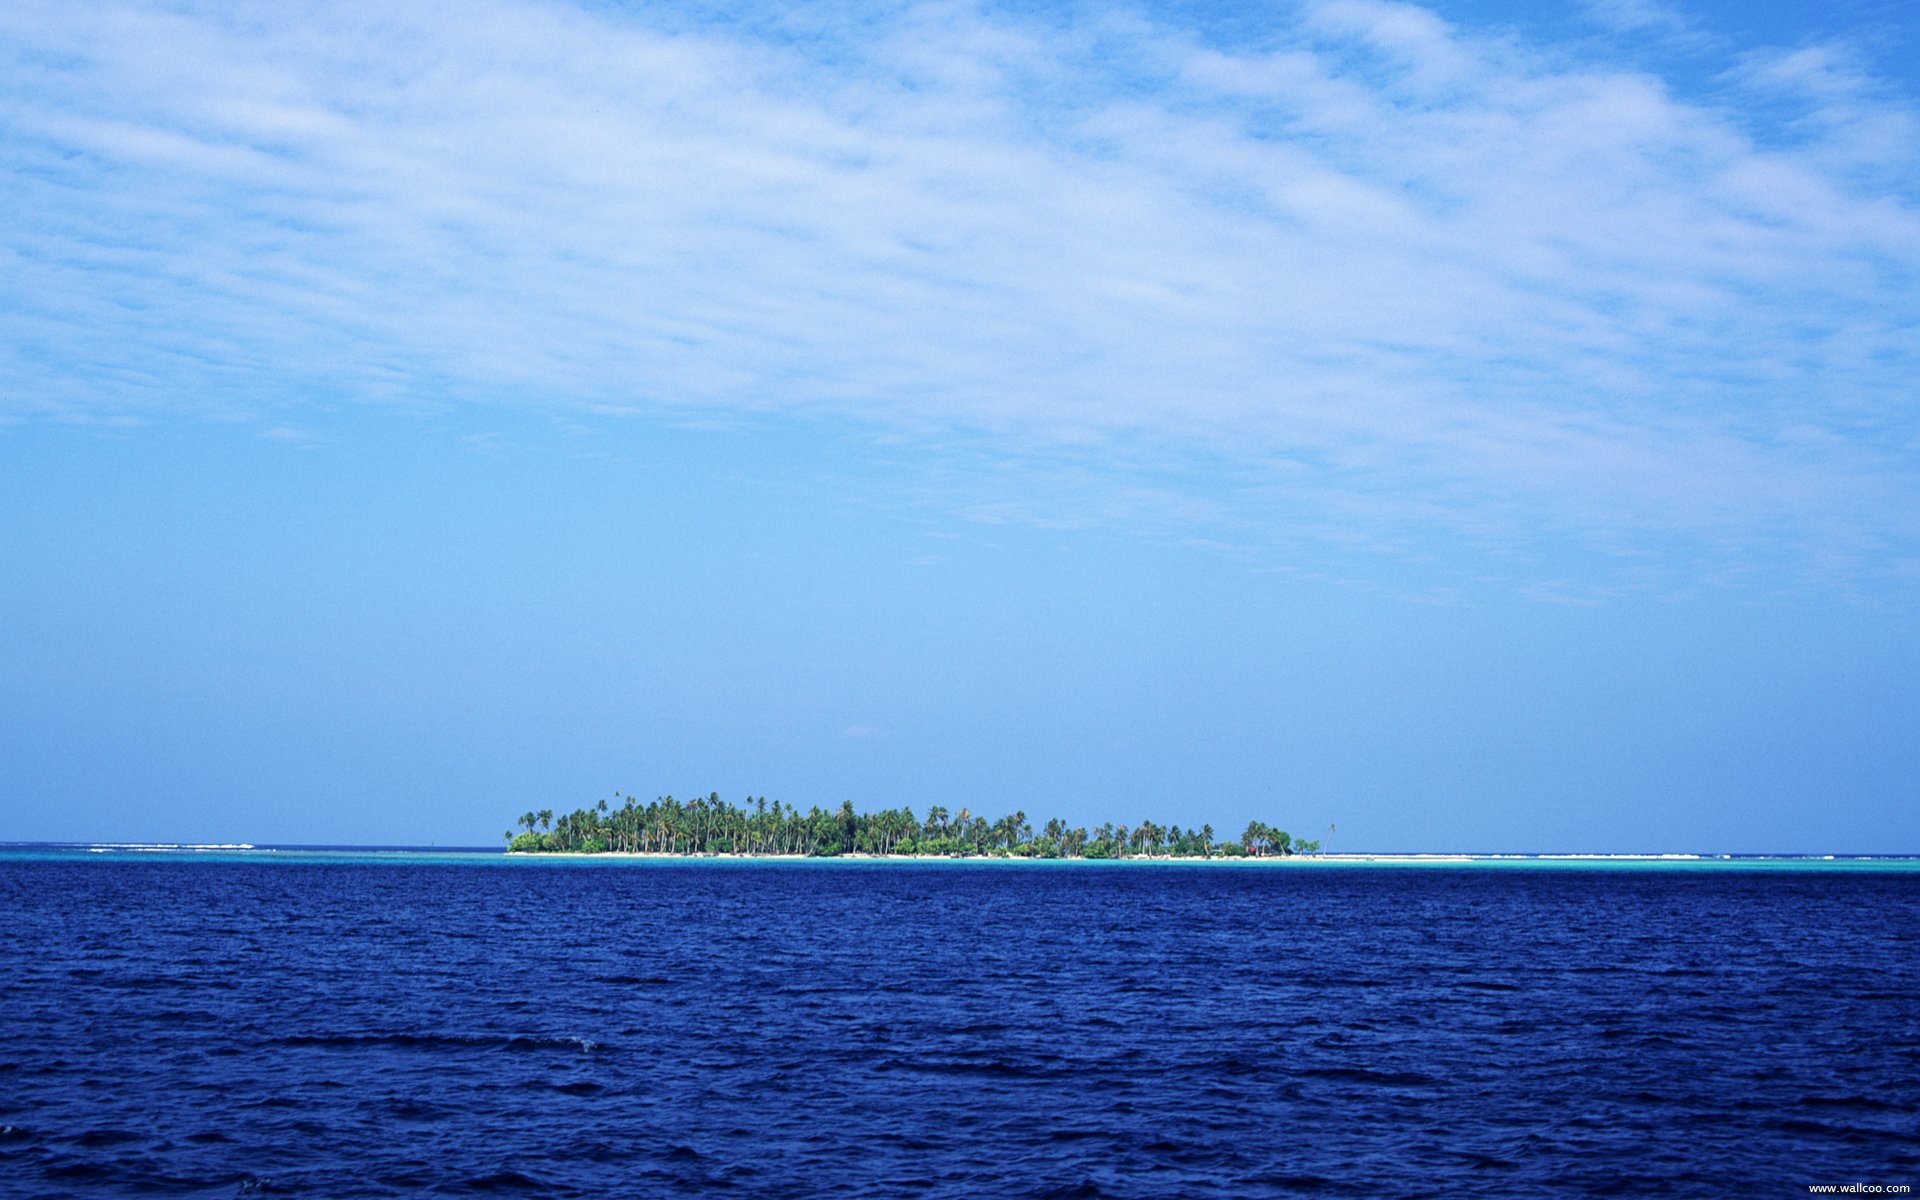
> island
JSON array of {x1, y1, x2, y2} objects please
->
[{"x1": 506, "y1": 793, "x2": 1321, "y2": 858}]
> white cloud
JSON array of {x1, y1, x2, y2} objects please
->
[
  {"x1": 1581, "y1": 0, "x2": 1695, "y2": 39},
  {"x1": 2, "y1": 0, "x2": 1917, "y2": 588}
]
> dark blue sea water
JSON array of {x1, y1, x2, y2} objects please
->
[{"x1": 2, "y1": 853, "x2": 1916, "y2": 1198}]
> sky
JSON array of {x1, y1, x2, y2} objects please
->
[{"x1": 2, "y1": 0, "x2": 1917, "y2": 851}]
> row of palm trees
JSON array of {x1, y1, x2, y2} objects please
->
[{"x1": 506, "y1": 794, "x2": 1321, "y2": 859}]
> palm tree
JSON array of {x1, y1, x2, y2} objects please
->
[
  {"x1": 1131, "y1": 822, "x2": 1156, "y2": 856},
  {"x1": 1043, "y1": 817, "x2": 1065, "y2": 856},
  {"x1": 1241, "y1": 820, "x2": 1265, "y2": 856}
]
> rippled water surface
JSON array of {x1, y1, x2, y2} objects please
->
[{"x1": 2, "y1": 854, "x2": 1916, "y2": 1197}]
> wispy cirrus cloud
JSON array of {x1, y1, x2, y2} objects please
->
[{"x1": 2, "y1": 0, "x2": 1916, "y2": 589}]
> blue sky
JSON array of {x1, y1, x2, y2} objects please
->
[{"x1": 3, "y1": 0, "x2": 1917, "y2": 850}]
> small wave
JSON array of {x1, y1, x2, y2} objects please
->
[
  {"x1": 377, "y1": 1098, "x2": 454, "y2": 1121},
  {"x1": 1176, "y1": 1055, "x2": 1266, "y2": 1076},
  {"x1": 949, "y1": 1021, "x2": 1014, "y2": 1035},
  {"x1": 875, "y1": 1056, "x2": 1044, "y2": 1077},
  {"x1": 41, "y1": 1162, "x2": 117, "y2": 1183},
  {"x1": 1044, "y1": 1129, "x2": 1108, "y2": 1143},
  {"x1": 1301, "y1": 1066, "x2": 1437, "y2": 1087},
  {"x1": 1246, "y1": 1174, "x2": 1338, "y2": 1191},
  {"x1": 450, "y1": 1169, "x2": 553, "y2": 1192},
  {"x1": 1799, "y1": 1094, "x2": 1900, "y2": 1112},
  {"x1": 890, "y1": 1137, "x2": 940, "y2": 1151},
  {"x1": 1033, "y1": 1182, "x2": 1112, "y2": 1200},
  {"x1": 274, "y1": 1033, "x2": 604, "y2": 1054},
  {"x1": 508, "y1": 1035, "x2": 604, "y2": 1053},
  {"x1": 1771, "y1": 1116, "x2": 1911, "y2": 1144},
  {"x1": 80, "y1": 843, "x2": 256, "y2": 851}
]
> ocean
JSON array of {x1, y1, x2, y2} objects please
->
[{"x1": 1, "y1": 850, "x2": 1915, "y2": 1197}]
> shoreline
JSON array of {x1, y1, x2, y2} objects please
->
[
  {"x1": 501, "y1": 850, "x2": 1413, "y2": 862},
  {"x1": 496, "y1": 850, "x2": 1880, "y2": 864},
  {"x1": 6, "y1": 846, "x2": 1912, "y2": 869}
]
